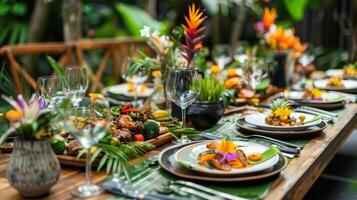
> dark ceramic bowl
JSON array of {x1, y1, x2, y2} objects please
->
[{"x1": 188, "y1": 100, "x2": 225, "y2": 130}]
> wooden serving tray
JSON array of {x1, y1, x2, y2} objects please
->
[
  {"x1": 56, "y1": 132, "x2": 173, "y2": 167},
  {"x1": 1, "y1": 132, "x2": 174, "y2": 168}
]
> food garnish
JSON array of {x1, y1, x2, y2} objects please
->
[
  {"x1": 265, "y1": 98, "x2": 305, "y2": 126},
  {"x1": 198, "y1": 139, "x2": 249, "y2": 171},
  {"x1": 303, "y1": 88, "x2": 323, "y2": 100},
  {"x1": 197, "y1": 139, "x2": 280, "y2": 171},
  {"x1": 326, "y1": 77, "x2": 344, "y2": 88}
]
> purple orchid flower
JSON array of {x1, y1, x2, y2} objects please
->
[
  {"x1": 215, "y1": 150, "x2": 238, "y2": 163},
  {"x1": 38, "y1": 97, "x2": 47, "y2": 109}
]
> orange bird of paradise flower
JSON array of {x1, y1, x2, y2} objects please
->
[
  {"x1": 181, "y1": 3, "x2": 207, "y2": 66},
  {"x1": 263, "y1": 8, "x2": 276, "y2": 31}
]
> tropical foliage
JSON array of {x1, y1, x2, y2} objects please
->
[{"x1": 191, "y1": 76, "x2": 225, "y2": 101}]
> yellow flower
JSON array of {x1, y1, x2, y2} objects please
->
[
  {"x1": 127, "y1": 83, "x2": 135, "y2": 92},
  {"x1": 5, "y1": 110, "x2": 23, "y2": 121},
  {"x1": 88, "y1": 93, "x2": 103, "y2": 101},
  {"x1": 227, "y1": 68, "x2": 237, "y2": 77},
  {"x1": 310, "y1": 88, "x2": 322, "y2": 98},
  {"x1": 210, "y1": 65, "x2": 220, "y2": 74},
  {"x1": 216, "y1": 139, "x2": 238, "y2": 154},
  {"x1": 152, "y1": 70, "x2": 162, "y2": 78},
  {"x1": 273, "y1": 108, "x2": 293, "y2": 121}
]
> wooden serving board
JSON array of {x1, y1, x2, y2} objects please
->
[{"x1": 56, "y1": 132, "x2": 173, "y2": 167}]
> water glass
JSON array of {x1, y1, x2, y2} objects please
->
[
  {"x1": 64, "y1": 97, "x2": 110, "y2": 197},
  {"x1": 212, "y1": 44, "x2": 232, "y2": 70},
  {"x1": 166, "y1": 68, "x2": 200, "y2": 143},
  {"x1": 121, "y1": 57, "x2": 149, "y2": 107},
  {"x1": 40, "y1": 76, "x2": 66, "y2": 108},
  {"x1": 241, "y1": 59, "x2": 267, "y2": 90},
  {"x1": 65, "y1": 67, "x2": 89, "y2": 107}
]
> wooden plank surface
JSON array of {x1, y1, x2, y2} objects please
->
[{"x1": 0, "y1": 104, "x2": 356, "y2": 200}]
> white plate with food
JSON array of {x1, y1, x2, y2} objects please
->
[
  {"x1": 106, "y1": 84, "x2": 153, "y2": 98},
  {"x1": 175, "y1": 140, "x2": 280, "y2": 176},
  {"x1": 244, "y1": 112, "x2": 321, "y2": 131},
  {"x1": 288, "y1": 90, "x2": 345, "y2": 104},
  {"x1": 314, "y1": 78, "x2": 357, "y2": 93}
]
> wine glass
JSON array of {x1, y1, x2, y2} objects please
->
[
  {"x1": 41, "y1": 76, "x2": 66, "y2": 109},
  {"x1": 241, "y1": 59, "x2": 268, "y2": 90},
  {"x1": 121, "y1": 57, "x2": 149, "y2": 107},
  {"x1": 65, "y1": 67, "x2": 89, "y2": 107},
  {"x1": 212, "y1": 44, "x2": 232, "y2": 70},
  {"x1": 64, "y1": 96, "x2": 110, "y2": 198},
  {"x1": 166, "y1": 68, "x2": 200, "y2": 144}
]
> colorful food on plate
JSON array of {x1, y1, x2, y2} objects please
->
[
  {"x1": 326, "y1": 77, "x2": 344, "y2": 88},
  {"x1": 343, "y1": 64, "x2": 357, "y2": 76},
  {"x1": 265, "y1": 99, "x2": 305, "y2": 126},
  {"x1": 127, "y1": 83, "x2": 148, "y2": 93},
  {"x1": 303, "y1": 87, "x2": 323, "y2": 100},
  {"x1": 198, "y1": 140, "x2": 254, "y2": 171}
]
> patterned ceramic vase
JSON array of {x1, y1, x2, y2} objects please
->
[{"x1": 7, "y1": 140, "x2": 61, "y2": 197}]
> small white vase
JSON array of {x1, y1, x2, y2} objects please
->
[{"x1": 7, "y1": 140, "x2": 61, "y2": 197}]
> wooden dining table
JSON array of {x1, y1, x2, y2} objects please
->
[{"x1": 0, "y1": 103, "x2": 356, "y2": 200}]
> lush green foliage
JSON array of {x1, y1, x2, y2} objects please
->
[
  {"x1": 46, "y1": 55, "x2": 65, "y2": 76},
  {"x1": 115, "y1": 3, "x2": 168, "y2": 36},
  {"x1": 191, "y1": 76, "x2": 225, "y2": 101}
]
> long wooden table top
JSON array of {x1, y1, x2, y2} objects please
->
[{"x1": 0, "y1": 104, "x2": 356, "y2": 200}]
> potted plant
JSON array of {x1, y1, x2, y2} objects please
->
[
  {"x1": 188, "y1": 76, "x2": 225, "y2": 130},
  {"x1": 1, "y1": 95, "x2": 61, "y2": 197}
]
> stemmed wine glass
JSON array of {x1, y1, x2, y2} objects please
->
[
  {"x1": 65, "y1": 67, "x2": 89, "y2": 107},
  {"x1": 64, "y1": 96, "x2": 110, "y2": 198},
  {"x1": 121, "y1": 57, "x2": 149, "y2": 107},
  {"x1": 241, "y1": 59, "x2": 268, "y2": 90},
  {"x1": 166, "y1": 68, "x2": 200, "y2": 144},
  {"x1": 40, "y1": 76, "x2": 66, "y2": 109},
  {"x1": 212, "y1": 44, "x2": 232, "y2": 70}
]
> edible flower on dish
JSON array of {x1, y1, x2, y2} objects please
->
[
  {"x1": 198, "y1": 139, "x2": 254, "y2": 170},
  {"x1": 265, "y1": 98, "x2": 305, "y2": 126},
  {"x1": 326, "y1": 77, "x2": 344, "y2": 88},
  {"x1": 303, "y1": 88, "x2": 323, "y2": 100}
]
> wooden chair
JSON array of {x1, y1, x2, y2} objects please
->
[{"x1": 0, "y1": 38, "x2": 154, "y2": 94}]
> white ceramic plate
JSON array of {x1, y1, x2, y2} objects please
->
[
  {"x1": 174, "y1": 140, "x2": 279, "y2": 176},
  {"x1": 326, "y1": 69, "x2": 344, "y2": 77},
  {"x1": 244, "y1": 112, "x2": 321, "y2": 131},
  {"x1": 106, "y1": 84, "x2": 153, "y2": 98},
  {"x1": 314, "y1": 79, "x2": 357, "y2": 90},
  {"x1": 288, "y1": 91, "x2": 345, "y2": 104}
]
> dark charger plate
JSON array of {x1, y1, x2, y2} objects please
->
[
  {"x1": 159, "y1": 141, "x2": 288, "y2": 183},
  {"x1": 236, "y1": 118, "x2": 327, "y2": 138}
]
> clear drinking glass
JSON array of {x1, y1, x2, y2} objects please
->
[
  {"x1": 41, "y1": 76, "x2": 66, "y2": 108},
  {"x1": 212, "y1": 44, "x2": 232, "y2": 70},
  {"x1": 64, "y1": 97, "x2": 110, "y2": 198},
  {"x1": 121, "y1": 57, "x2": 149, "y2": 107},
  {"x1": 241, "y1": 59, "x2": 268, "y2": 90},
  {"x1": 166, "y1": 68, "x2": 200, "y2": 144},
  {"x1": 65, "y1": 67, "x2": 89, "y2": 107}
]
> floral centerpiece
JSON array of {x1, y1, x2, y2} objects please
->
[
  {"x1": 256, "y1": 7, "x2": 307, "y2": 88},
  {"x1": 2, "y1": 95, "x2": 61, "y2": 197}
]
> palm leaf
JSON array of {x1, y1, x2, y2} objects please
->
[{"x1": 46, "y1": 55, "x2": 64, "y2": 76}]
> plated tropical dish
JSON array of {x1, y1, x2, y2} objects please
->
[
  {"x1": 265, "y1": 99, "x2": 305, "y2": 126},
  {"x1": 326, "y1": 77, "x2": 344, "y2": 88},
  {"x1": 244, "y1": 99, "x2": 322, "y2": 130},
  {"x1": 175, "y1": 140, "x2": 280, "y2": 175}
]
